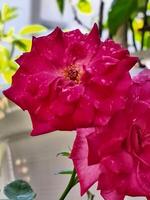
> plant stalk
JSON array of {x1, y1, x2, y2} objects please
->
[
  {"x1": 129, "y1": 18, "x2": 138, "y2": 51},
  {"x1": 9, "y1": 44, "x2": 15, "y2": 59},
  {"x1": 98, "y1": 0, "x2": 104, "y2": 37},
  {"x1": 87, "y1": 191, "x2": 95, "y2": 200},
  {"x1": 59, "y1": 169, "x2": 77, "y2": 200}
]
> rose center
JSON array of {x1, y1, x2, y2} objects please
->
[
  {"x1": 64, "y1": 65, "x2": 82, "y2": 83},
  {"x1": 67, "y1": 68, "x2": 79, "y2": 81}
]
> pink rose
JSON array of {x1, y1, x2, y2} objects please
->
[
  {"x1": 3, "y1": 24, "x2": 137, "y2": 136},
  {"x1": 71, "y1": 69, "x2": 150, "y2": 200}
]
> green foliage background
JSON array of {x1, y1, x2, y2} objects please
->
[{"x1": 0, "y1": 3, "x2": 47, "y2": 84}]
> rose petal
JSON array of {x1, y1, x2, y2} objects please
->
[{"x1": 70, "y1": 128, "x2": 100, "y2": 195}]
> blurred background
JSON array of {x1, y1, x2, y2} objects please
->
[{"x1": 0, "y1": 0, "x2": 150, "y2": 199}]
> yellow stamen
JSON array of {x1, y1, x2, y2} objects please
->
[{"x1": 63, "y1": 65, "x2": 82, "y2": 83}]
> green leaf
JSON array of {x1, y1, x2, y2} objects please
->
[
  {"x1": 57, "y1": 0, "x2": 65, "y2": 14},
  {"x1": 58, "y1": 170, "x2": 73, "y2": 175},
  {"x1": 108, "y1": 0, "x2": 138, "y2": 36},
  {"x1": 144, "y1": 32, "x2": 150, "y2": 49},
  {"x1": 0, "y1": 22, "x2": 4, "y2": 36},
  {"x1": 145, "y1": 36, "x2": 150, "y2": 48},
  {"x1": 147, "y1": 16, "x2": 150, "y2": 25},
  {"x1": 77, "y1": 0, "x2": 92, "y2": 14},
  {"x1": 132, "y1": 18, "x2": 143, "y2": 31},
  {"x1": 0, "y1": 11, "x2": 2, "y2": 22},
  {"x1": 19, "y1": 24, "x2": 47, "y2": 35},
  {"x1": 0, "y1": 45, "x2": 10, "y2": 58},
  {"x1": 4, "y1": 179, "x2": 36, "y2": 200},
  {"x1": 0, "y1": 45, "x2": 10, "y2": 71},
  {"x1": 138, "y1": 0, "x2": 145, "y2": 10},
  {"x1": 13, "y1": 38, "x2": 31, "y2": 52},
  {"x1": 57, "y1": 152, "x2": 70, "y2": 157},
  {"x1": 135, "y1": 31, "x2": 141, "y2": 42},
  {"x1": 1, "y1": 27, "x2": 15, "y2": 43},
  {"x1": 0, "y1": 45, "x2": 17, "y2": 83},
  {"x1": 2, "y1": 70, "x2": 15, "y2": 84},
  {"x1": 148, "y1": 2, "x2": 150, "y2": 10},
  {"x1": 13, "y1": 40, "x2": 27, "y2": 51},
  {"x1": 7, "y1": 27, "x2": 15, "y2": 37},
  {"x1": 2, "y1": 60, "x2": 18, "y2": 83},
  {"x1": 1, "y1": 4, "x2": 17, "y2": 22}
]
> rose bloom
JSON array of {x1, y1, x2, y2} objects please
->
[
  {"x1": 71, "y1": 69, "x2": 150, "y2": 200},
  {"x1": 3, "y1": 24, "x2": 137, "y2": 136}
]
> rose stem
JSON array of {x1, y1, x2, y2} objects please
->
[{"x1": 59, "y1": 168, "x2": 77, "y2": 200}]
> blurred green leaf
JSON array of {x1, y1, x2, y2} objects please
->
[
  {"x1": 1, "y1": 4, "x2": 17, "y2": 22},
  {"x1": 137, "y1": 0, "x2": 147, "y2": 11},
  {"x1": 145, "y1": 35, "x2": 150, "y2": 48},
  {"x1": 0, "y1": 45, "x2": 10, "y2": 71},
  {"x1": 148, "y1": 2, "x2": 150, "y2": 10},
  {"x1": 2, "y1": 68, "x2": 15, "y2": 83},
  {"x1": 19, "y1": 24, "x2": 47, "y2": 35},
  {"x1": 108, "y1": 0, "x2": 138, "y2": 36},
  {"x1": 132, "y1": 18, "x2": 143, "y2": 31},
  {"x1": 0, "y1": 22, "x2": 4, "y2": 37},
  {"x1": 77, "y1": 0, "x2": 92, "y2": 14},
  {"x1": 9, "y1": 59, "x2": 18, "y2": 71},
  {"x1": 19, "y1": 38, "x2": 32, "y2": 51},
  {"x1": 147, "y1": 16, "x2": 150, "y2": 25},
  {"x1": 144, "y1": 32, "x2": 150, "y2": 48},
  {"x1": 0, "y1": 45, "x2": 18, "y2": 83},
  {"x1": 57, "y1": 152, "x2": 70, "y2": 157},
  {"x1": 58, "y1": 170, "x2": 73, "y2": 175},
  {"x1": 13, "y1": 38, "x2": 31, "y2": 52},
  {"x1": 135, "y1": 31, "x2": 141, "y2": 42},
  {"x1": 1, "y1": 27, "x2": 15, "y2": 43},
  {"x1": 0, "y1": 45, "x2": 10, "y2": 59},
  {"x1": 57, "y1": 0, "x2": 65, "y2": 14},
  {"x1": 132, "y1": 18, "x2": 143, "y2": 44},
  {"x1": 4, "y1": 179, "x2": 36, "y2": 200},
  {"x1": 0, "y1": 3, "x2": 48, "y2": 84},
  {"x1": 103, "y1": 21, "x2": 108, "y2": 29},
  {"x1": 13, "y1": 39, "x2": 27, "y2": 51},
  {"x1": 0, "y1": 11, "x2": 2, "y2": 22},
  {"x1": 2, "y1": 60, "x2": 18, "y2": 84},
  {"x1": 7, "y1": 27, "x2": 15, "y2": 37},
  {"x1": 134, "y1": 30, "x2": 150, "y2": 50}
]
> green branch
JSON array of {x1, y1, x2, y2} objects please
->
[{"x1": 59, "y1": 169, "x2": 78, "y2": 200}]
